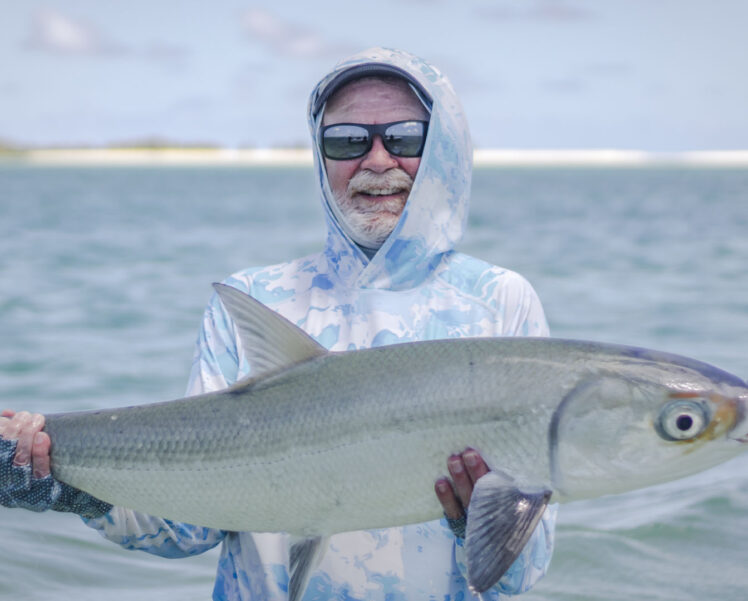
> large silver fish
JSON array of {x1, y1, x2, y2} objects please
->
[{"x1": 41, "y1": 284, "x2": 748, "y2": 597}]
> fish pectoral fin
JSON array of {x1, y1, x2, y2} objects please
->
[
  {"x1": 289, "y1": 535, "x2": 328, "y2": 601},
  {"x1": 213, "y1": 283, "x2": 328, "y2": 379},
  {"x1": 465, "y1": 471, "x2": 552, "y2": 594}
]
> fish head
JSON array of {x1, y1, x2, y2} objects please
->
[{"x1": 549, "y1": 375, "x2": 748, "y2": 501}]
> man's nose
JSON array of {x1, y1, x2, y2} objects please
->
[{"x1": 360, "y1": 135, "x2": 398, "y2": 173}]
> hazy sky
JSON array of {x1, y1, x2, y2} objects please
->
[{"x1": 1, "y1": 0, "x2": 746, "y2": 150}]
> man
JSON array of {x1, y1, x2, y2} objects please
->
[{"x1": 0, "y1": 48, "x2": 556, "y2": 600}]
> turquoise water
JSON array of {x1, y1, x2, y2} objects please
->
[{"x1": 1, "y1": 165, "x2": 747, "y2": 599}]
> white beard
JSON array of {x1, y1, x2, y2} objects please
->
[{"x1": 333, "y1": 169, "x2": 413, "y2": 249}]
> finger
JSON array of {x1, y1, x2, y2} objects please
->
[
  {"x1": 12, "y1": 413, "x2": 44, "y2": 467},
  {"x1": 462, "y1": 448, "x2": 489, "y2": 484},
  {"x1": 434, "y1": 478, "x2": 463, "y2": 519},
  {"x1": 4, "y1": 411, "x2": 31, "y2": 442},
  {"x1": 32, "y1": 432, "x2": 51, "y2": 479},
  {"x1": 448, "y1": 454, "x2": 474, "y2": 510},
  {"x1": 0, "y1": 410, "x2": 15, "y2": 437}
]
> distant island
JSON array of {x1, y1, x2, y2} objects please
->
[{"x1": 1, "y1": 138, "x2": 747, "y2": 167}]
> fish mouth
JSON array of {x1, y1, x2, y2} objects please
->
[{"x1": 727, "y1": 394, "x2": 748, "y2": 442}]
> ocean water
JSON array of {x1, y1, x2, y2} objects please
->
[{"x1": 1, "y1": 164, "x2": 747, "y2": 600}]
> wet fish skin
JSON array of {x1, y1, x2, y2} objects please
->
[{"x1": 43, "y1": 333, "x2": 748, "y2": 535}]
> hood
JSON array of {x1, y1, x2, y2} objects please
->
[{"x1": 307, "y1": 47, "x2": 473, "y2": 291}]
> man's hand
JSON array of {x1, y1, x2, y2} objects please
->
[
  {"x1": 0, "y1": 410, "x2": 51, "y2": 479},
  {"x1": 0, "y1": 409, "x2": 112, "y2": 517},
  {"x1": 434, "y1": 448, "x2": 489, "y2": 521}
]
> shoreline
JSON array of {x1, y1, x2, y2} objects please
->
[{"x1": 2, "y1": 147, "x2": 748, "y2": 167}]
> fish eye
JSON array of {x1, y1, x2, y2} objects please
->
[{"x1": 655, "y1": 399, "x2": 711, "y2": 441}]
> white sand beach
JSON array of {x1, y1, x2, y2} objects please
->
[{"x1": 4, "y1": 148, "x2": 748, "y2": 167}]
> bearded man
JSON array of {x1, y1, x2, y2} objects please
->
[{"x1": 0, "y1": 48, "x2": 556, "y2": 601}]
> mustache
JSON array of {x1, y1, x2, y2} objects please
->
[{"x1": 346, "y1": 169, "x2": 414, "y2": 197}]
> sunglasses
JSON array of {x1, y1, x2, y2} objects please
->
[{"x1": 320, "y1": 120, "x2": 429, "y2": 161}]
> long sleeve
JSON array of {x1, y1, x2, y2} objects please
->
[{"x1": 83, "y1": 509, "x2": 225, "y2": 558}]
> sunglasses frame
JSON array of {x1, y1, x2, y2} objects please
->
[{"x1": 319, "y1": 120, "x2": 429, "y2": 161}]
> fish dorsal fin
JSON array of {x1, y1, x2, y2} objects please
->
[
  {"x1": 465, "y1": 471, "x2": 552, "y2": 594},
  {"x1": 213, "y1": 283, "x2": 328, "y2": 378},
  {"x1": 289, "y1": 535, "x2": 328, "y2": 601}
]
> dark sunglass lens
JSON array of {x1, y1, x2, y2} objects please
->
[
  {"x1": 383, "y1": 121, "x2": 426, "y2": 157},
  {"x1": 323, "y1": 125, "x2": 370, "y2": 159}
]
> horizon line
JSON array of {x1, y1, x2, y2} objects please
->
[{"x1": 2, "y1": 147, "x2": 748, "y2": 167}]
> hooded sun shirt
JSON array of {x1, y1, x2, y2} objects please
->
[{"x1": 83, "y1": 48, "x2": 557, "y2": 601}]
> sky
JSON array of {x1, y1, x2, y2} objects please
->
[{"x1": 1, "y1": 0, "x2": 746, "y2": 151}]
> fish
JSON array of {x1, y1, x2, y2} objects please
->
[{"x1": 37, "y1": 283, "x2": 748, "y2": 598}]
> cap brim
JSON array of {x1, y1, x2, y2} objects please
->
[{"x1": 312, "y1": 64, "x2": 431, "y2": 117}]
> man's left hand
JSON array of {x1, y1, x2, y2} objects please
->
[{"x1": 434, "y1": 448, "x2": 489, "y2": 521}]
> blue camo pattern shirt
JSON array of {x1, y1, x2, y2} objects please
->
[{"x1": 84, "y1": 47, "x2": 557, "y2": 600}]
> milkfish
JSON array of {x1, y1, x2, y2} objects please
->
[{"x1": 33, "y1": 284, "x2": 748, "y2": 598}]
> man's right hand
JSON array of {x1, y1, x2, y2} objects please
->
[
  {"x1": 0, "y1": 410, "x2": 51, "y2": 479},
  {"x1": 0, "y1": 409, "x2": 112, "y2": 518}
]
